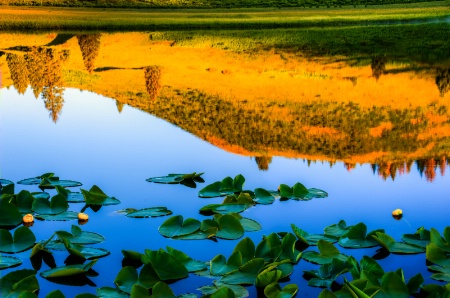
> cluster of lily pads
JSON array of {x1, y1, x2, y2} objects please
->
[{"x1": 1, "y1": 172, "x2": 450, "y2": 297}]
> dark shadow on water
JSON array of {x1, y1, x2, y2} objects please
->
[
  {"x1": 94, "y1": 66, "x2": 145, "y2": 72},
  {"x1": 45, "y1": 34, "x2": 75, "y2": 46},
  {"x1": 372, "y1": 248, "x2": 390, "y2": 260}
]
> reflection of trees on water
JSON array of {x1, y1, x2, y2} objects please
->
[
  {"x1": 6, "y1": 47, "x2": 69, "y2": 122},
  {"x1": 144, "y1": 66, "x2": 162, "y2": 100},
  {"x1": 371, "y1": 56, "x2": 387, "y2": 80},
  {"x1": 255, "y1": 156, "x2": 272, "y2": 171},
  {"x1": 76, "y1": 34, "x2": 101, "y2": 74},
  {"x1": 116, "y1": 100, "x2": 124, "y2": 113},
  {"x1": 436, "y1": 68, "x2": 450, "y2": 97},
  {"x1": 6, "y1": 53, "x2": 29, "y2": 94}
]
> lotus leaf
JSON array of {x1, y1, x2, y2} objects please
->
[
  {"x1": 253, "y1": 188, "x2": 275, "y2": 205},
  {"x1": 198, "y1": 281, "x2": 248, "y2": 298},
  {"x1": 372, "y1": 232, "x2": 425, "y2": 254},
  {"x1": 0, "y1": 200, "x2": 23, "y2": 227},
  {"x1": 142, "y1": 249, "x2": 189, "y2": 280},
  {"x1": 430, "y1": 227, "x2": 450, "y2": 252},
  {"x1": 81, "y1": 185, "x2": 120, "y2": 205},
  {"x1": 61, "y1": 239, "x2": 110, "y2": 260},
  {"x1": 428, "y1": 265, "x2": 450, "y2": 282},
  {"x1": 401, "y1": 227, "x2": 430, "y2": 248},
  {"x1": 220, "y1": 258, "x2": 265, "y2": 285},
  {"x1": 276, "y1": 233, "x2": 302, "y2": 264},
  {"x1": 159, "y1": 216, "x2": 201, "y2": 238},
  {"x1": 12, "y1": 190, "x2": 35, "y2": 213},
  {"x1": 32, "y1": 194, "x2": 68, "y2": 215},
  {"x1": 114, "y1": 265, "x2": 159, "y2": 294},
  {"x1": 303, "y1": 258, "x2": 352, "y2": 288},
  {"x1": 302, "y1": 240, "x2": 348, "y2": 265},
  {"x1": 349, "y1": 256, "x2": 384, "y2": 280},
  {"x1": 211, "y1": 252, "x2": 242, "y2": 276},
  {"x1": 0, "y1": 226, "x2": 36, "y2": 253},
  {"x1": 231, "y1": 214, "x2": 261, "y2": 232},
  {"x1": 255, "y1": 233, "x2": 283, "y2": 262},
  {"x1": 18, "y1": 173, "x2": 56, "y2": 185},
  {"x1": 146, "y1": 172, "x2": 204, "y2": 185},
  {"x1": 232, "y1": 237, "x2": 255, "y2": 264},
  {"x1": 96, "y1": 287, "x2": 129, "y2": 297},
  {"x1": 198, "y1": 175, "x2": 245, "y2": 198},
  {"x1": 338, "y1": 223, "x2": 383, "y2": 248},
  {"x1": 0, "y1": 269, "x2": 39, "y2": 297},
  {"x1": 125, "y1": 207, "x2": 172, "y2": 218},
  {"x1": 426, "y1": 243, "x2": 450, "y2": 267},
  {"x1": 263, "y1": 283, "x2": 298, "y2": 298},
  {"x1": 215, "y1": 214, "x2": 245, "y2": 240},
  {"x1": 255, "y1": 270, "x2": 282, "y2": 287},
  {"x1": 35, "y1": 211, "x2": 79, "y2": 221},
  {"x1": 324, "y1": 220, "x2": 353, "y2": 238},
  {"x1": 0, "y1": 254, "x2": 22, "y2": 269},
  {"x1": 166, "y1": 246, "x2": 206, "y2": 272},
  {"x1": 31, "y1": 192, "x2": 50, "y2": 200},
  {"x1": 291, "y1": 224, "x2": 337, "y2": 245},
  {"x1": 40, "y1": 260, "x2": 97, "y2": 278},
  {"x1": 55, "y1": 186, "x2": 84, "y2": 203},
  {"x1": 55, "y1": 225, "x2": 105, "y2": 245}
]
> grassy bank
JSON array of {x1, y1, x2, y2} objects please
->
[{"x1": 0, "y1": 2, "x2": 448, "y2": 30}]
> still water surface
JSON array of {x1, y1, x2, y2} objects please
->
[{"x1": 0, "y1": 30, "x2": 449, "y2": 297}]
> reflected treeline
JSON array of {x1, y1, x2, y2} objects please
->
[
  {"x1": 371, "y1": 56, "x2": 386, "y2": 81},
  {"x1": 76, "y1": 34, "x2": 101, "y2": 74},
  {"x1": 255, "y1": 156, "x2": 272, "y2": 171},
  {"x1": 436, "y1": 68, "x2": 450, "y2": 98},
  {"x1": 6, "y1": 47, "x2": 69, "y2": 122},
  {"x1": 144, "y1": 66, "x2": 162, "y2": 100}
]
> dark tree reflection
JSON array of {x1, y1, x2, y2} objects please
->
[
  {"x1": 6, "y1": 53, "x2": 29, "y2": 94},
  {"x1": 255, "y1": 156, "x2": 272, "y2": 171},
  {"x1": 77, "y1": 34, "x2": 101, "y2": 74},
  {"x1": 371, "y1": 56, "x2": 387, "y2": 81},
  {"x1": 436, "y1": 68, "x2": 450, "y2": 97},
  {"x1": 144, "y1": 66, "x2": 162, "y2": 100}
]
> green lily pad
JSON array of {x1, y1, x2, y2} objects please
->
[
  {"x1": 279, "y1": 183, "x2": 327, "y2": 200},
  {"x1": 17, "y1": 173, "x2": 55, "y2": 185},
  {"x1": 220, "y1": 258, "x2": 265, "y2": 285},
  {"x1": 324, "y1": 220, "x2": 353, "y2": 238},
  {"x1": 430, "y1": 227, "x2": 450, "y2": 253},
  {"x1": 402, "y1": 227, "x2": 430, "y2": 248},
  {"x1": 303, "y1": 258, "x2": 351, "y2": 288},
  {"x1": 114, "y1": 265, "x2": 159, "y2": 294},
  {"x1": 125, "y1": 207, "x2": 172, "y2": 218},
  {"x1": 11, "y1": 191, "x2": 35, "y2": 214},
  {"x1": 237, "y1": 217, "x2": 261, "y2": 232},
  {"x1": 201, "y1": 204, "x2": 248, "y2": 215},
  {"x1": 0, "y1": 226, "x2": 36, "y2": 253},
  {"x1": 428, "y1": 265, "x2": 450, "y2": 282},
  {"x1": 81, "y1": 185, "x2": 120, "y2": 205},
  {"x1": 166, "y1": 246, "x2": 206, "y2": 272},
  {"x1": 34, "y1": 211, "x2": 78, "y2": 221},
  {"x1": 159, "y1": 215, "x2": 201, "y2": 238},
  {"x1": 0, "y1": 269, "x2": 39, "y2": 297},
  {"x1": 55, "y1": 225, "x2": 105, "y2": 245},
  {"x1": 0, "y1": 254, "x2": 22, "y2": 269},
  {"x1": 30, "y1": 192, "x2": 50, "y2": 200},
  {"x1": 0, "y1": 179, "x2": 14, "y2": 186},
  {"x1": 173, "y1": 227, "x2": 218, "y2": 240},
  {"x1": 372, "y1": 232, "x2": 425, "y2": 254},
  {"x1": 32, "y1": 194, "x2": 68, "y2": 215},
  {"x1": 142, "y1": 249, "x2": 189, "y2": 280},
  {"x1": 39, "y1": 178, "x2": 82, "y2": 190},
  {"x1": 302, "y1": 240, "x2": 348, "y2": 265},
  {"x1": 215, "y1": 214, "x2": 245, "y2": 240},
  {"x1": 96, "y1": 287, "x2": 129, "y2": 298},
  {"x1": 198, "y1": 175, "x2": 245, "y2": 198},
  {"x1": 255, "y1": 233, "x2": 283, "y2": 262},
  {"x1": 0, "y1": 183, "x2": 15, "y2": 195},
  {"x1": 151, "y1": 281, "x2": 177, "y2": 298},
  {"x1": 426, "y1": 243, "x2": 450, "y2": 267},
  {"x1": 0, "y1": 200, "x2": 23, "y2": 227},
  {"x1": 264, "y1": 283, "x2": 299, "y2": 298},
  {"x1": 45, "y1": 290, "x2": 65, "y2": 298},
  {"x1": 210, "y1": 252, "x2": 242, "y2": 276},
  {"x1": 349, "y1": 256, "x2": 384, "y2": 280},
  {"x1": 233, "y1": 237, "x2": 255, "y2": 264},
  {"x1": 255, "y1": 269, "x2": 282, "y2": 288},
  {"x1": 62, "y1": 238, "x2": 110, "y2": 260},
  {"x1": 198, "y1": 281, "x2": 248, "y2": 298},
  {"x1": 338, "y1": 223, "x2": 383, "y2": 248},
  {"x1": 146, "y1": 172, "x2": 204, "y2": 184},
  {"x1": 41, "y1": 260, "x2": 97, "y2": 278},
  {"x1": 292, "y1": 224, "x2": 337, "y2": 245},
  {"x1": 55, "y1": 186, "x2": 84, "y2": 203},
  {"x1": 253, "y1": 188, "x2": 275, "y2": 205}
]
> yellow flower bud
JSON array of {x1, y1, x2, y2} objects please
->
[
  {"x1": 392, "y1": 209, "x2": 403, "y2": 220},
  {"x1": 78, "y1": 213, "x2": 89, "y2": 221},
  {"x1": 23, "y1": 214, "x2": 34, "y2": 223}
]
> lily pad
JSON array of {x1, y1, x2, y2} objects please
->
[
  {"x1": 62, "y1": 239, "x2": 110, "y2": 260},
  {"x1": 0, "y1": 254, "x2": 22, "y2": 269},
  {"x1": 146, "y1": 172, "x2": 204, "y2": 184},
  {"x1": 30, "y1": 192, "x2": 50, "y2": 200},
  {"x1": 17, "y1": 173, "x2": 56, "y2": 185},
  {"x1": 39, "y1": 178, "x2": 82, "y2": 190},
  {"x1": 55, "y1": 186, "x2": 84, "y2": 203},
  {"x1": 264, "y1": 283, "x2": 299, "y2": 298},
  {"x1": 372, "y1": 232, "x2": 425, "y2": 254},
  {"x1": 114, "y1": 265, "x2": 159, "y2": 294},
  {"x1": 349, "y1": 256, "x2": 384, "y2": 280},
  {"x1": 201, "y1": 204, "x2": 248, "y2": 215},
  {"x1": 211, "y1": 252, "x2": 242, "y2": 276},
  {"x1": 338, "y1": 223, "x2": 383, "y2": 248},
  {"x1": 0, "y1": 226, "x2": 36, "y2": 253},
  {"x1": 81, "y1": 185, "x2": 120, "y2": 205},
  {"x1": 302, "y1": 240, "x2": 348, "y2": 265},
  {"x1": 55, "y1": 225, "x2": 105, "y2": 245},
  {"x1": 125, "y1": 207, "x2": 172, "y2": 218},
  {"x1": 303, "y1": 258, "x2": 351, "y2": 288},
  {"x1": 151, "y1": 281, "x2": 177, "y2": 298},
  {"x1": 279, "y1": 183, "x2": 327, "y2": 200},
  {"x1": 35, "y1": 211, "x2": 78, "y2": 221},
  {"x1": 292, "y1": 224, "x2": 337, "y2": 245},
  {"x1": 159, "y1": 216, "x2": 201, "y2": 238},
  {"x1": 198, "y1": 175, "x2": 245, "y2": 198},
  {"x1": 233, "y1": 237, "x2": 255, "y2": 264},
  {"x1": 0, "y1": 200, "x2": 23, "y2": 227},
  {"x1": 32, "y1": 194, "x2": 68, "y2": 215},
  {"x1": 237, "y1": 217, "x2": 262, "y2": 232},
  {"x1": 96, "y1": 287, "x2": 129, "y2": 298},
  {"x1": 0, "y1": 179, "x2": 14, "y2": 186},
  {"x1": 0, "y1": 183, "x2": 15, "y2": 195},
  {"x1": 215, "y1": 214, "x2": 245, "y2": 240},
  {"x1": 0, "y1": 269, "x2": 39, "y2": 297},
  {"x1": 141, "y1": 249, "x2": 189, "y2": 280},
  {"x1": 253, "y1": 188, "x2": 275, "y2": 205},
  {"x1": 402, "y1": 227, "x2": 430, "y2": 248},
  {"x1": 166, "y1": 246, "x2": 206, "y2": 272},
  {"x1": 198, "y1": 281, "x2": 248, "y2": 298},
  {"x1": 324, "y1": 220, "x2": 353, "y2": 238},
  {"x1": 426, "y1": 243, "x2": 450, "y2": 267},
  {"x1": 173, "y1": 227, "x2": 218, "y2": 240},
  {"x1": 220, "y1": 258, "x2": 265, "y2": 285},
  {"x1": 11, "y1": 191, "x2": 35, "y2": 214},
  {"x1": 428, "y1": 265, "x2": 450, "y2": 282},
  {"x1": 41, "y1": 260, "x2": 97, "y2": 278},
  {"x1": 430, "y1": 227, "x2": 450, "y2": 252}
]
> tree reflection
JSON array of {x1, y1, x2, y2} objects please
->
[
  {"x1": 436, "y1": 68, "x2": 450, "y2": 97},
  {"x1": 371, "y1": 56, "x2": 387, "y2": 81},
  {"x1": 76, "y1": 34, "x2": 101, "y2": 74},
  {"x1": 255, "y1": 156, "x2": 272, "y2": 171},
  {"x1": 6, "y1": 53, "x2": 29, "y2": 94},
  {"x1": 116, "y1": 100, "x2": 124, "y2": 113},
  {"x1": 144, "y1": 66, "x2": 162, "y2": 100}
]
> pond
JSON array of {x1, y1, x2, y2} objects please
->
[{"x1": 0, "y1": 28, "x2": 450, "y2": 297}]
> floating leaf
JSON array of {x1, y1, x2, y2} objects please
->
[
  {"x1": 18, "y1": 173, "x2": 55, "y2": 185},
  {"x1": 0, "y1": 200, "x2": 23, "y2": 227},
  {"x1": 303, "y1": 258, "x2": 351, "y2": 288},
  {"x1": 39, "y1": 178, "x2": 82, "y2": 190},
  {"x1": 0, "y1": 254, "x2": 22, "y2": 269},
  {"x1": 146, "y1": 172, "x2": 204, "y2": 184},
  {"x1": 279, "y1": 182, "x2": 326, "y2": 200},
  {"x1": 173, "y1": 227, "x2": 218, "y2": 240},
  {"x1": 220, "y1": 258, "x2": 265, "y2": 285},
  {"x1": 426, "y1": 243, "x2": 450, "y2": 267},
  {"x1": 96, "y1": 287, "x2": 129, "y2": 298},
  {"x1": 237, "y1": 217, "x2": 261, "y2": 232},
  {"x1": 35, "y1": 211, "x2": 78, "y2": 221},
  {"x1": 32, "y1": 194, "x2": 68, "y2": 215},
  {"x1": 166, "y1": 246, "x2": 206, "y2": 272},
  {"x1": 198, "y1": 175, "x2": 245, "y2": 198},
  {"x1": 338, "y1": 223, "x2": 383, "y2": 248},
  {"x1": 0, "y1": 179, "x2": 14, "y2": 186},
  {"x1": 402, "y1": 227, "x2": 430, "y2": 248},
  {"x1": 349, "y1": 256, "x2": 384, "y2": 280},
  {"x1": 302, "y1": 240, "x2": 348, "y2": 265},
  {"x1": 62, "y1": 239, "x2": 110, "y2": 260},
  {"x1": 255, "y1": 269, "x2": 282, "y2": 288},
  {"x1": 41, "y1": 260, "x2": 97, "y2": 278},
  {"x1": 81, "y1": 185, "x2": 120, "y2": 206},
  {"x1": 253, "y1": 188, "x2": 275, "y2": 205},
  {"x1": 0, "y1": 226, "x2": 36, "y2": 253},
  {"x1": 125, "y1": 207, "x2": 172, "y2": 218},
  {"x1": 372, "y1": 232, "x2": 425, "y2": 254},
  {"x1": 31, "y1": 192, "x2": 50, "y2": 200},
  {"x1": 46, "y1": 290, "x2": 65, "y2": 298},
  {"x1": 55, "y1": 225, "x2": 105, "y2": 245},
  {"x1": 142, "y1": 249, "x2": 189, "y2": 280},
  {"x1": 215, "y1": 214, "x2": 245, "y2": 240},
  {"x1": 233, "y1": 237, "x2": 255, "y2": 264},
  {"x1": 428, "y1": 265, "x2": 450, "y2": 282},
  {"x1": 198, "y1": 281, "x2": 248, "y2": 298},
  {"x1": 211, "y1": 252, "x2": 242, "y2": 276},
  {"x1": 324, "y1": 220, "x2": 353, "y2": 238},
  {"x1": 122, "y1": 250, "x2": 143, "y2": 262},
  {"x1": 292, "y1": 224, "x2": 337, "y2": 245},
  {"x1": 114, "y1": 265, "x2": 159, "y2": 294},
  {"x1": 55, "y1": 186, "x2": 84, "y2": 203},
  {"x1": 159, "y1": 216, "x2": 201, "y2": 238},
  {"x1": 1, "y1": 183, "x2": 15, "y2": 195},
  {"x1": 430, "y1": 227, "x2": 450, "y2": 252},
  {"x1": 201, "y1": 204, "x2": 248, "y2": 215},
  {"x1": 12, "y1": 190, "x2": 35, "y2": 214},
  {"x1": 0, "y1": 269, "x2": 39, "y2": 297},
  {"x1": 264, "y1": 283, "x2": 298, "y2": 298},
  {"x1": 255, "y1": 233, "x2": 283, "y2": 262}
]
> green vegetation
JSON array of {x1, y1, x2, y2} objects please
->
[{"x1": 0, "y1": 2, "x2": 448, "y2": 30}]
